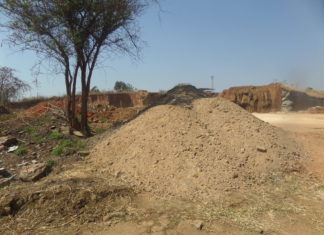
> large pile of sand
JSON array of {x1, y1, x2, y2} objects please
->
[{"x1": 91, "y1": 97, "x2": 303, "y2": 201}]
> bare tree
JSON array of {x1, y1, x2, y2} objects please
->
[
  {"x1": 0, "y1": 67, "x2": 30, "y2": 106},
  {"x1": 0, "y1": 0, "x2": 157, "y2": 136}
]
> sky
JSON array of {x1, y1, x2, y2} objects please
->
[{"x1": 1, "y1": 0, "x2": 324, "y2": 97}]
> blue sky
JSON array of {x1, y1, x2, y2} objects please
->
[{"x1": 1, "y1": 0, "x2": 324, "y2": 97}]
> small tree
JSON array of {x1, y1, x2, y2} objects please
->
[
  {"x1": 0, "y1": 67, "x2": 30, "y2": 106},
  {"x1": 91, "y1": 86, "x2": 100, "y2": 93},
  {"x1": 114, "y1": 81, "x2": 135, "y2": 91},
  {"x1": 0, "y1": 0, "x2": 156, "y2": 136}
]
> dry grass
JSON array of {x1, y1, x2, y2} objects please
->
[{"x1": 198, "y1": 175, "x2": 324, "y2": 233}]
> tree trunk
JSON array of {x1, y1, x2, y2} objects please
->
[
  {"x1": 71, "y1": 75, "x2": 79, "y2": 131},
  {"x1": 80, "y1": 67, "x2": 91, "y2": 136},
  {"x1": 64, "y1": 69, "x2": 74, "y2": 134},
  {"x1": 80, "y1": 87, "x2": 90, "y2": 136}
]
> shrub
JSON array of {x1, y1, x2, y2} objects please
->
[
  {"x1": 114, "y1": 81, "x2": 135, "y2": 91},
  {"x1": 47, "y1": 159, "x2": 57, "y2": 167},
  {"x1": 60, "y1": 140, "x2": 73, "y2": 147},
  {"x1": 51, "y1": 146, "x2": 64, "y2": 156},
  {"x1": 48, "y1": 132, "x2": 64, "y2": 140},
  {"x1": 95, "y1": 127, "x2": 106, "y2": 134},
  {"x1": 24, "y1": 126, "x2": 39, "y2": 133},
  {"x1": 14, "y1": 147, "x2": 27, "y2": 156},
  {"x1": 35, "y1": 137, "x2": 46, "y2": 144},
  {"x1": 52, "y1": 139, "x2": 87, "y2": 156}
]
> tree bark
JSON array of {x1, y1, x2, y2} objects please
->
[
  {"x1": 64, "y1": 68, "x2": 73, "y2": 134},
  {"x1": 80, "y1": 66, "x2": 91, "y2": 136}
]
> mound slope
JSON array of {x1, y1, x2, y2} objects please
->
[{"x1": 91, "y1": 97, "x2": 303, "y2": 201}]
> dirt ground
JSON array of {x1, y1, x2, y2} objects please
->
[
  {"x1": 1, "y1": 95, "x2": 324, "y2": 235},
  {"x1": 253, "y1": 112, "x2": 324, "y2": 181}
]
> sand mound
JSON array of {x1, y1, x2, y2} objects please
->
[{"x1": 91, "y1": 97, "x2": 303, "y2": 201}]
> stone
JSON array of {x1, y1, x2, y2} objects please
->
[
  {"x1": 257, "y1": 147, "x2": 267, "y2": 153},
  {"x1": 18, "y1": 163, "x2": 51, "y2": 182},
  {"x1": 114, "y1": 171, "x2": 122, "y2": 178},
  {"x1": 8, "y1": 146, "x2": 18, "y2": 153},
  {"x1": 73, "y1": 131, "x2": 84, "y2": 137},
  {"x1": 50, "y1": 126, "x2": 56, "y2": 130},
  {"x1": 0, "y1": 136, "x2": 18, "y2": 147},
  {"x1": 78, "y1": 151, "x2": 90, "y2": 157},
  {"x1": 17, "y1": 162, "x2": 29, "y2": 167},
  {"x1": 192, "y1": 220, "x2": 204, "y2": 230}
]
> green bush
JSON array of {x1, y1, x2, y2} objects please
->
[
  {"x1": 114, "y1": 81, "x2": 135, "y2": 91},
  {"x1": 47, "y1": 159, "x2": 57, "y2": 167},
  {"x1": 14, "y1": 147, "x2": 28, "y2": 156},
  {"x1": 51, "y1": 146, "x2": 64, "y2": 156},
  {"x1": 24, "y1": 126, "x2": 39, "y2": 133},
  {"x1": 60, "y1": 140, "x2": 73, "y2": 147},
  {"x1": 95, "y1": 127, "x2": 106, "y2": 134},
  {"x1": 52, "y1": 139, "x2": 86, "y2": 156},
  {"x1": 48, "y1": 132, "x2": 64, "y2": 140},
  {"x1": 35, "y1": 137, "x2": 46, "y2": 144}
]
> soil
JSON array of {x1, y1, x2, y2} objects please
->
[
  {"x1": 91, "y1": 97, "x2": 304, "y2": 202},
  {"x1": 220, "y1": 83, "x2": 283, "y2": 112},
  {"x1": 25, "y1": 99, "x2": 144, "y2": 128},
  {"x1": 253, "y1": 112, "x2": 324, "y2": 181}
]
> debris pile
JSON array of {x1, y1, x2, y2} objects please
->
[
  {"x1": 153, "y1": 84, "x2": 207, "y2": 106},
  {"x1": 27, "y1": 100, "x2": 65, "y2": 117}
]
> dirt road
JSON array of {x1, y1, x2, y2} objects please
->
[{"x1": 254, "y1": 112, "x2": 324, "y2": 181}]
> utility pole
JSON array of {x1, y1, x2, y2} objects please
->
[
  {"x1": 33, "y1": 77, "x2": 40, "y2": 98},
  {"x1": 211, "y1": 76, "x2": 214, "y2": 90}
]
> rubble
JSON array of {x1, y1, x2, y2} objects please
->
[{"x1": 18, "y1": 163, "x2": 51, "y2": 182}]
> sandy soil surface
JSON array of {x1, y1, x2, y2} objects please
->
[{"x1": 254, "y1": 112, "x2": 324, "y2": 181}]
